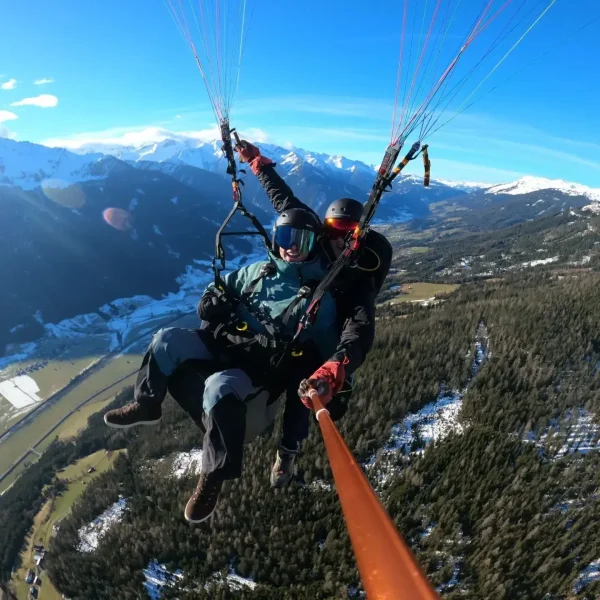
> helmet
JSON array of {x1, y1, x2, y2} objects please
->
[
  {"x1": 272, "y1": 208, "x2": 321, "y2": 257},
  {"x1": 324, "y1": 198, "x2": 363, "y2": 237}
]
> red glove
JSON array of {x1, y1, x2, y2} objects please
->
[
  {"x1": 235, "y1": 140, "x2": 273, "y2": 175},
  {"x1": 298, "y1": 360, "x2": 346, "y2": 410},
  {"x1": 235, "y1": 140, "x2": 260, "y2": 162}
]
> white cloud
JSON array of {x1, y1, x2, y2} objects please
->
[
  {"x1": 1, "y1": 78, "x2": 17, "y2": 90},
  {"x1": 11, "y1": 94, "x2": 58, "y2": 108},
  {"x1": 0, "y1": 110, "x2": 18, "y2": 139},
  {"x1": 34, "y1": 78, "x2": 54, "y2": 85},
  {"x1": 0, "y1": 110, "x2": 18, "y2": 123},
  {"x1": 42, "y1": 124, "x2": 270, "y2": 150},
  {"x1": 175, "y1": 114, "x2": 182, "y2": 119}
]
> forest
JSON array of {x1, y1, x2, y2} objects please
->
[{"x1": 2, "y1": 220, "x2": 600, "y2": 599}]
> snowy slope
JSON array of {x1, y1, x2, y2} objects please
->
[
  {"x1": 437, "y1": 179, "x2": 491, "y2": 193},
  {"x1": 0, "y1": 137, "x2": 109, "y2": 190},
  {"x1": 77, "y1": 497, "x2": 127, "y2": 553},
  {"x1": 487, "y1": 176, "x2": 600, "y2": 201}
]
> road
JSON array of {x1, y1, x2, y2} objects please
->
[{"x1": 0, "y1": 309, "x2": 195, "y2": 489}]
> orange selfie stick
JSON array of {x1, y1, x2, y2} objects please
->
[{"x1": 309, "y1": 389, "x2": 439, "y2": 600}]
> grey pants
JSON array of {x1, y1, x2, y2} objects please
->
[{"x1": 135, "y1": 327, "x2": 280, "y2": 480}]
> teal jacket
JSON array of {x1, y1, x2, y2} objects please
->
[{"x1": 205, "y1": 252, "x2": 339, "y2": 361}]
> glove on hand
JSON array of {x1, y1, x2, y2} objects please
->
[
  {"x1": 197, "y1": 293, "x2": 234, "y2": 323},
  {"x1": 235, "y1": 139, "x2": 273, "y2": 175},
  {"x1": 298, "y1": 360, "x2": 346, "y2": 410}
]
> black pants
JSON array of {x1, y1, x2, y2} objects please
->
[{"x1": 134, "y1": 327, "x2": 278, "y2": 481}]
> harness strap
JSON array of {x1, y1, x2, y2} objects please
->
[
  {"x1": 422, "y1": 145, "x2": 431, "y2": 187},
  {"x1": 281, "y1": 285, "x2": 314, "y2": 327},
  {"x1": 241, "y1": 263, "x2": 276, "y2": 300}
]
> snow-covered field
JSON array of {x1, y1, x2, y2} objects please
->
[
  {"x1": 77, "y1": 497, "x2": 127, "y2": 553},
  {"x1": 0, "y1": 375, "x2": 43, "y2": 408},
  {"x1": 366, "y1": 324, "x2": 490, "y2": 487}
]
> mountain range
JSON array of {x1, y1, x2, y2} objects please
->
[{"x1": 1, "y1": 134, "x2": 600, "y2": 354}]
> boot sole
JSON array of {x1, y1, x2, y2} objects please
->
[
  {"x1": 103, "y1": 415, "x2": 162, "y2": 429},
  {"x1": 184, "y1": 505, "x2": 216, "y2": 524}
]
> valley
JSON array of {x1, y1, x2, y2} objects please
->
[{"x1": 1, "y1": 135, "x2": 600, "y2": 599}]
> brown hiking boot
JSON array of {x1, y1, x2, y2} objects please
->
[
  {"x1": 270, "y1": 447, "x2": 298, "y2": 488},
  {"x1": 103, "y1": 401, "x2": 162, "y2": 429},
  {"x1": 184, "y1": 472, "x2": 223, "y2": 523}
]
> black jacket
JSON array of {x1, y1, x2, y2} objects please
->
[{"x1": 256, "y1": 164, "x2": 392, "y2": 375}]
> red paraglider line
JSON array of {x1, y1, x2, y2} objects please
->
[
  {"x1": 397, "y1": 0, "x2": 443, "y2": 138},
  {"x1": 398, "y1": 0, "x2": 513, "y2": 141}
]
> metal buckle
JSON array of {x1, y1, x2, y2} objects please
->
[{"x1": 236, "y1": 321, "x2": 249, "y2": 331}]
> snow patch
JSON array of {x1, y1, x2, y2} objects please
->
[
  {"x1": 170, "y1": 449, "x2": 203, "y2": 478},
  {"x1": 574, "y1": 559, "x2": 600, "y2": 594},
  {"x1": 77, "y1": 497, "x2": 127, "y2": 553},
  {"x1": 143, "y1": 560, "x2": 183, "y2": 600},
  {"x1": 205, "y1": 565, "x2": 257, "y2": 592},
  {"x1": 309, "y1": 479, "x2": 333, "y2": 493},
  {"x1": 526, "y1": 408, "x2": 600, "y2": 458},
  {"x1": 520, "y1": 256, "x2": 559, "y2": 268},
  {"x1": 366, "y1": 324, "x2": 489, "y2": 487}
]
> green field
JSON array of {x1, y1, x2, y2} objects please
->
[
  {"x1": 0, "y1": 354, "x2": 139, "y2": 493},
  {"x1": 389, "y1": 282, "x2": 459, "y2": 303},
  {"x1": 0, "y1": 311, "x2": 185, "y2": 433},
  {"x1": 11, "y1": 450, "x2": 124, "y2": 600},
  {"x1": 0, "y1": 312, "x2": 198, "y2": 494},
  {"x1": 407, "y1": 246, "x2": 430, "y2": 254}
]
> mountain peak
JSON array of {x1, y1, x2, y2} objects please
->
[{"x1": 487, "y1": 175, "x2": 600, "y2": 202}]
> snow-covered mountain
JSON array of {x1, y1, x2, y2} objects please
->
[
  {"x1": 486, "y1": 176, "x2": 600, "y2": 202},
  {"x1": 0, "y1": 138, "x2": 117, "y2": 190},
  {"x1": 437, "y1": 179, "x2": 491, "y2": 194}
]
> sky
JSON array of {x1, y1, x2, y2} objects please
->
[{"x1": 1, "y1": 0, "x2": 599, "y2": 186}]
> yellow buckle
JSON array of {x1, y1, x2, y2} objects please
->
[
  {"x1": 236, "y1": 322, "x2": 249, "y2": 331},
  {"x1": 291, "y1": 349, "x2": 303, "y2": 357}
]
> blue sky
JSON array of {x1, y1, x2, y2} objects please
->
[{"x1": 1, "y1": 0, "x2": 599, "y2": 185}]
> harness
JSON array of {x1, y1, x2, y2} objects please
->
[{"x1": 287, "y1": 138, "x2": 429, "y2": 348}]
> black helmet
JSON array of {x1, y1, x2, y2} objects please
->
[
  {"x1": 324, "y1": 198, "x2": 363, "y2": 236},
  {"x1": 272, "y1": 208, "x2": 321, "y2": 257}
]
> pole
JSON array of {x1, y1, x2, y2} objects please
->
[{"x1": 309, "y1": 390, "x2": 439, "y2": 600}]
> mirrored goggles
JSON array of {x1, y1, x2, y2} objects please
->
[
  {"x1": 324, "y1": 217, "x2": 360, "y2": 238},
  {"x1": 273, "y1": 225, "x2": 316, "y2": 254}
]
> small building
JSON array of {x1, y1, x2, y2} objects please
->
[
  {"x1": 30, "y1": 586, "x2": 39, "y2": 599},
  {"x1": 33, "y1": 544, "x2": 44, "y2": 552},
  {"x1": 87, "y1": 467, "x2": 96, "y2": 474},
  {"x1": 34, "y1": 576, "x2": 42, "y2": 586},
  {"x1": 25, "y1": 569, "x2": 35, "y2": 584}
]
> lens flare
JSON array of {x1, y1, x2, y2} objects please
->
[
  {"x1": 41, "y1": 179, "x2": 86, "y2": 209},
  {"x1": 102, "y1": 208, "x2": 131, "y2": 231}
]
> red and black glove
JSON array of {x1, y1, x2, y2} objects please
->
[
  {"x1": 235, "y1": 139, "x2": 273, "y2": 175},
  {"x1": 298, "y1": 360, "x2": 347, "y2": 410}
]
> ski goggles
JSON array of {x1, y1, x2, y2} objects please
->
[
  {"x1": 324, "y1": 217, "x2": 360, "y2": 238},
  {"x1": 273, "y1": 225, "x2": 316, "y2": 254}
]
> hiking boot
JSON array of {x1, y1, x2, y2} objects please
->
[
  {"x1": 103, "y1": 401, "x2": 162, "y2": 429},
  {"x1": 184, "y1": 472, "x2": 223, "y2": 523},
  {"x1": 270, "y1": 447, "x2": 298, "y2": 488}
]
